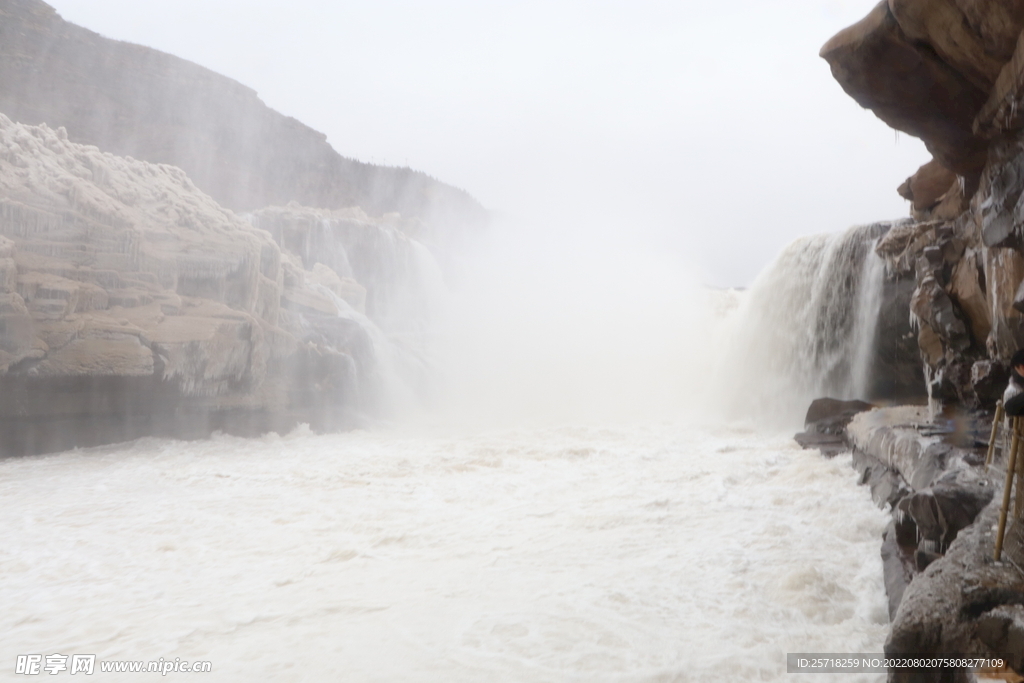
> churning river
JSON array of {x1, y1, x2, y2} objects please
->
[{"x1": 2, "y1": 421, "x2": 889, "y2": 682}]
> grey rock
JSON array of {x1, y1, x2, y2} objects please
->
[
  {"x1": 976, "y1": 604, "x2": 1024, "y2": 672},
  {"x1": 972, "y1": 360, "x2": 1010, "y2": 406},
  {"x1": 852, "y1": 447, "x2": 911, "y2": 509},
  {"x1": 882, "y1": 520, "x2": 916, "y2": 620},
  {"x1": 895, "y1": 466, "x2": 994, "y2": 550}
]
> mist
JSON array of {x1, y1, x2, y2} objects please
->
[
  {"x1": 46, "y1": 0, "x2": 931, "y2": 288},
  {"x1": 424, "y1": 212, "x2": 721, "y2": 427},
  {"x1": 0, "y1": 2, "x2": 912, "y2": 679}
]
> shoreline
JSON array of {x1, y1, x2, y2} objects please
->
[{"x1": 799, "y1": 400, "x2": 1024, "y2": 682}]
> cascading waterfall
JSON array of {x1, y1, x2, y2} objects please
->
[
  {"x1": 247, "y1": 208, "x2": 449, "y2": 419},
  {"x1": 719, "y1": 223, "x2": 893, "y2": 426},
  {"x1": 0, "y1": 204, "x2": 896, "y2": 682},
  {"x1": 849, "y1": 240, "x2": 887, "y2": 399}
]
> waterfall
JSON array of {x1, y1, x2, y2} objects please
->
[
  {"x1": 718, "y1": 222, "x2": 901, "y2": 426},
  {"x1": 849, "y1": 240, "x2": 886, "y2": 399},
  {"x1": 245, "y1": 208, "x2": 450, "y2": 421}
]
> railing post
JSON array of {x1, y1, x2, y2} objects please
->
[
  {"x1": 986, "y1": 400, "x2": 1005, "y2": 468},
  {"x1": 995, "y1": 416, "x2": 1021, "y2": 562}
]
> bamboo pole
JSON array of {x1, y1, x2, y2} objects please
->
[
  {"x1": 987, "y1": 400, "x2": 1005, "y2": 468},
  {"x1": 995, "y1": 416, "x2": 1021, "y2": 561},
  {"x1": 1016, "y1": 429, "x2": 1024, "y2": 519}
]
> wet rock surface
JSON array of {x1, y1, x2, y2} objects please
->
[
  {"x1": 797, "y1": 404, "x2": 1022, "y2": 681},
  {"x1": 886, "y1": 502, "x2": 1024, "y2": 682},
  {"x1": 822, "y1": 1, "x2": 1024, "y2": 412},
  {"x1": 794, "y1": 397, "x2": 874, "y2": 457}
]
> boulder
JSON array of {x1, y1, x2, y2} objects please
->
[
  {"x1": 792, "y1": 431, "x2": 848, "y2": 457},
  {"x1": 804, "y1": 397, "x2": 875, "y2": 431},
  {"x1": 971, "y1": 359, "x2": 1010, "y2": 406},
  {"x1": 894, "y1": 466, "x2": 994, "y2": 550},
  {"x1": 976, "y1": 604, "x2": 1024, "y2": 673},
  {"x1": 898, "y1": 159, "x2": 959, "y2": 212},
  {"x1": 794, "y1": 398, "x2": 874, "y2": 457},
  {"x1": 887, "y1": 502, "x2": 1024, "y2": 682}
]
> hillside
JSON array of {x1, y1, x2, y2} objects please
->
[{"x1": 0, "y1": 0, "x2": 487, "y2": 243}]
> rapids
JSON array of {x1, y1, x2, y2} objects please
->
[
  {"x1": 0, "y1": 216, "x2": 909, "y2": 681},
  {"x1": 1, "y1": 422, "x2": 888, "y2": 682}
]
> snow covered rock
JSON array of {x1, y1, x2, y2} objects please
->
[{"x1": 0, "y1": 114, "x2": 418, "y2": 455}]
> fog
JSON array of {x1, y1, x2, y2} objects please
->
[
  {"x1": 425, "y1": 213, "x2": 721, "y2": 427},
  {"x1": 47, "y1": 0, "x2": 931, "y2": 287},
  {"x1": 0, "y1": 4, "x2": 907, "y2": 677}
]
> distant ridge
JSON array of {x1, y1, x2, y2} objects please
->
[{"x1": 0, "y1": 0, "x2": 487, "y2": 240}]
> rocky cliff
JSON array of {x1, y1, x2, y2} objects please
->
[
  {"x1": 0, "y1": 0, "x2": 487, "y2": 249},
  {"x1": 822, "y1": 0, "x2": 1024, "y2": 407},
  {"x1": 0, "y1": 114, "x2": 432, "y2": 455},
  {"x1": 820, "y1": 4, "x2": 1024, "y2": 680}
]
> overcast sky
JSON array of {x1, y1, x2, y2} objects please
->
[{"x1": 45, "y1": 0, "x2": 930, "y2": 287}]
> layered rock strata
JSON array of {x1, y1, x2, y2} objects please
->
[
  {"x1": 0, "y1": 114, "x2": 426, "y2": 456},
  {"x1": 0, "y1": 0, "x2": 487, "y2": 249},
  {"x1": 865, "y1": 145, "x2": 1024, "y2": 407}
]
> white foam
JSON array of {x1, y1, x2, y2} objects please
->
[{"x1": 0, "y1": 423, "x2": 888, "y2": 682}]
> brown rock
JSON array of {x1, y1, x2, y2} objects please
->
[
  {"x1": 876, "y1": 220, "x2": 939, "y2": 273},
  {"x1": 0, "y1": 115, "x2": 428, "y2": 454},
  {"x1": 971, "y1": 359, "x2": 1010, "y2": 405},
  {"x1": 34, "y1": 336, "x2": 153, "y2": 377},
  {"x1": 955, "y1": 0, "x2": 1024, "y2": 64},
  {"x1": 928, "y1": 179, "x2": 973, "y2": 221},
  {"x1": 887, "y1": 0, "x2": 1008, "y2": 90},
  {"x1": 898, "y1": 158, "x2": 959, "y2": 212},
  {"x1": 910, "y1": 274, "x2": 972, "y2": 355},
  {"x1": 820, "y1": 1, "x2": 989, "y2": 178},
  {"x1": 974, "y1": 31, "x2": 1024, "y2": 136},
  {"x1": 983, "y1": 246, "x2": 1024, "y2": 357},
  {"x1": 918, "y1": 320, "x2": 946, "y2": 366},
  {"x1": 948, "y1": 249, "x2": 992, "y2": 344}
]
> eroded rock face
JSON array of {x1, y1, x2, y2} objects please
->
[
  {"x1": 0, "y1": 114, "x2": 425, "y2": 455},
  {"x1": 820, "y1": 1, "x2": 991, "y2": 179},
  {"x1": 823, "y1": 0, "x2": 1024, "y2": 197},
  {"x1": 870, "y1": 161, "x2": 1024, "y2": 407},
  {"x1": 0, "y1": 0, "x2": 487, "y2": 248}
]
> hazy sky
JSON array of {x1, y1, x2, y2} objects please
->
[{"x1": 45, "y1": 0, "x2": 930, "y2": 287}]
